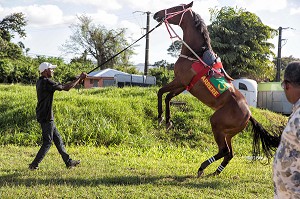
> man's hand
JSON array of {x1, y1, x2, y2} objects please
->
[{"x1": 62, "y1": 72, "x2": 88, "y2": 91}]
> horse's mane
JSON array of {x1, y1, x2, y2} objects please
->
[{"x1": 193, "y1": 11, "x2": 212, "y2": 50}]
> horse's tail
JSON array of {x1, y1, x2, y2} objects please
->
[{"x1": 249, "y1": 116, "x2": 281, "y2": 160}]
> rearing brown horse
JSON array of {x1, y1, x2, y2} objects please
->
[{"x1": 153, "y1": 2, "x2": 280, "y2": 177}]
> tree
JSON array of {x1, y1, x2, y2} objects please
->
[
  {"x1": 0, "y1": 12, "x2": 27, "y2": 41},
  {"x1": 149, "y1": 60, "x2": 174, "y2": 86},
  {"x1": 114, "y1": 65, "x2": 140, "y2": 74},
  {"x1": 277, "y1": 55, "x2": 300, "y2": 70},
  {"x1": 273, "y1": 55, "x2": 300, "y2": 80},
  {"x1": 0, "y1": 13, "x2": 27, "y2": 60},
  {"x1": 167, "y1": 40, "x2": 182, "y2": 58},
  {"x1": 0, "y1": 57, "x2": 38, "y2": 84},
  {"x1": 62, "y1": 15, "x2": 135, "y2": 70},
  {"x1": 208, "y1": 7, "x2": 277, "y2": 81},
  {"x1": 0, "y1": 40, "x2": 23, "y2": 59}
]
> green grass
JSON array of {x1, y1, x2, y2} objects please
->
[
  {"x1": 0, "y1": 84, "x2": 287, "y2": 198},
  {"x1": 0, "y1": 145, "x2": 274, "y2": 199},
  {"x1": 0, "y1": 84, "x2": 287, "y2": 148}
]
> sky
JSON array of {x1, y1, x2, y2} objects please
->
[{"x1": 1, "y1": 0, "x2": 300, "y2": 69}]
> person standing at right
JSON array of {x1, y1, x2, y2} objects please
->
[{"x1": 273, "y1": 61, "x2": 300, "y2": 198}]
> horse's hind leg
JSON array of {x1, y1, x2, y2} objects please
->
[
  {"x1": 211, "y1": 136, "x2": 233, "y2": 176},
  {"x1": 157, "y1": 78, "x2": 184, "y2": 125},
  {"x1": 197, "y1": 134, "x2": 230, "y2": 177},
  {"x1": 212, "y1": 124, "x2": 249, "y2": 176},
  {"x1": 165, "y1": 87, "x2": 185, "y2": 130},
  {"x1": 197, "y1": 109, "x2": 236, "y2": 177}
]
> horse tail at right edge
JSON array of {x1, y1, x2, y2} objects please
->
[{"x1": 249, "y1": 116, "x2": 282, "y2": 161}]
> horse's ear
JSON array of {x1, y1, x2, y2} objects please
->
[{"x1": 186, "y1": 1, "x2": 193, "y2": 8}]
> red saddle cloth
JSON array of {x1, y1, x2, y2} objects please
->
[{"x1": 186, "y1": 61, "x2": 223, "y2": 91}]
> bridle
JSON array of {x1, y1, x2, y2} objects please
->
[
  {"x1": 163, "y1": 5, "x2": 193, "y2": 26},
  {"x1": 162, "y1": 5, "x2": 208, "y2": 66},
  {"x1": 162, "y1": 5, "x2": 193, "y2": 40}
]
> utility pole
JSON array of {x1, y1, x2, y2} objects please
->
[
  {"x1": 144, "y1": 11, "x2": 151, "y2": 76},
  {"x1": 275, "y1": 27, "x2": 294, "y2": 82},
  {"x1": 133, "y1": 11, "x2": 151, "y2": 76},
  {"x1": 275, "y1": 27, "x2": 282, "y2": 82}
]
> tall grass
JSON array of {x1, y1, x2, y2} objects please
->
[{"x1": 0, "y1": 84, "x2": 287, "y2": 151}]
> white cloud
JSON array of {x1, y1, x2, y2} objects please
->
[
  {"x1": 25, "y1": 5, "x2": 65, "y2": 26},
  {"x1": 193, "y1": 0, "x2": 220, "y2": 23},
  {"x1": 123, "y1": 0, "x2": 205, "y2": 13},
  {"x1": 84, "y1": 10, "x2": 119, "y2": 27},
  {"x1": 234, "y1": 0, "x2": 287, "y2": 12},
  {"x1": 124, "y1": 0, "x2": 178, "y2": 11},
  {"x1": 0, "y1": 4, "x2": 74, "y2": 27},
  {"x1": 61, "y1": 0, "x2": 122, "y2": 10},
  {"x1": 119, "y1": 20, "x2": 142, "y2": 38},
  {"x1": 290, "y1": 7, "x2": 300, "y2": 15}
]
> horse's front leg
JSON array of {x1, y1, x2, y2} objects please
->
[
  {"x1": 165, "y1": 87, "x2": 185, "y2": 130},
  {"x1": 157, "y1": 87, "x2": 166, "y2": 125},
  {"x1": 157, "y1": 78, "x2": 184, "y2": 127}
]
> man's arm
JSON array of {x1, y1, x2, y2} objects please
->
[{"x1": 61, "y1": 72, "x2": 87, "y2": 91}]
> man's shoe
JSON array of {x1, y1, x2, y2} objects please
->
[
  {"x1": 67, "y1": 160, "x2": 80, "y2": 169},
  {"x1": 29, "y1": 164, "x2": 38, "y2": 170}
]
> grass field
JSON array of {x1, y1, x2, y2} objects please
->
[
  {"x1": 0, "y1": 145, "x2": 274, "y2": 199},
  {"x1": 0, "y1": 84, "x2": 285, "y2": 198}
]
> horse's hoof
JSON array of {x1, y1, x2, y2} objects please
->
[
  {"x1": 212, "y1": 171, "x2": 220, "y2": 176},
  {"x1": 208, "y1": 171, "x2": 220, "y2": 177},
  {"x1": 197, "y1": 169, "x2": 204, "y2": 178},
  {"x1": 166, "y1": 122, "x2": 173, "y2": 131},
  {"x1": 158, "y1": 117, "x2": 164, "y2": 126}
]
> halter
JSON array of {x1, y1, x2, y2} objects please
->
[
  {"x1": 162, "y1": 6, "x2": 208, "y2": 67},
  {"x1": 164, "y1": 5, "x2": 193, "y2": 26},
  {"x1": 163, "y1": 6, "x2": 192, "y2": 39}
]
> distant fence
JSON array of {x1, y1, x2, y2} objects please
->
[{"x1": 114, "y1": 74, "x2": 156, "y2": 87}]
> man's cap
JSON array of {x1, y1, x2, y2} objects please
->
[{"x1": 39, "y1": 62, "x2": 57, "y2": 73}]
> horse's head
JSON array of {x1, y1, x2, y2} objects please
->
[{"x1": 153, "y1": 1, "x2": 193, "y2": 25}]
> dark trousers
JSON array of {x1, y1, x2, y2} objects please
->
[{"x1": 31, "y1": 121, "x2": 70, "y2": 166}]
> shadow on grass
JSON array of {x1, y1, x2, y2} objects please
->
[{"x1": 0, "y1": 171, "x2": 228, "y2": 189}]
